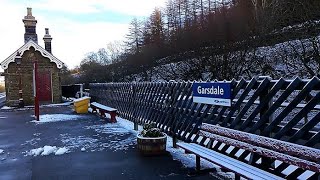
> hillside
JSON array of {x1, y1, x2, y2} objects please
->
[
  {"x1": 122, "y1": 20, "x2": 320, "y2": 82},
  {"x1": 72, "y1": 1, "x2": 320, "y2": 84}
]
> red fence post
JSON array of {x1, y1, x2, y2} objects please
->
[{"x1": 34, "y1": 61, "x2": 40, "y2": 121}]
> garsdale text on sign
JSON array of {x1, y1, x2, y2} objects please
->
[{"x1": 197, "y1": 86, "x2": 224, "y2": 95}]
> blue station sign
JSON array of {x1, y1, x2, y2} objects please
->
[{"x1": 192, "y1": 82, "x2": 232, "y2": 107}]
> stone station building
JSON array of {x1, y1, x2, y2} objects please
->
[{"x1": 0, "y1": 8, "x2": 64, "y2": 106}]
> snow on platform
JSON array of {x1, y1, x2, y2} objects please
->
[
  {"x1": 30, "y1": 114, "x2": 87, "y2": 123},
  {"x1": 21, "y1": 110, "x2": 232, "y2": 179},
  {"x1": 26, "y1": 146, "x2": 69, "y2": 156},
  {"x1": 1, "y1": 106, "x2": 13, "y2": 110}
]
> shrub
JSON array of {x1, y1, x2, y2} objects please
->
[{"x1": 140, "y1": 122, "x2": 165, "y2": 137}]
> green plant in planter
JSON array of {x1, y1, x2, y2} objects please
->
[
  {"x1": 137, "y1": 122, "x2": 167, "y2": 155},
  {"x1": 140, "y1": 122, "x2": 165, "y2": 137}
]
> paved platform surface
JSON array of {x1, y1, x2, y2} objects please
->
[{"x1": 0, "y1": 105, "x2": 221, "y2": 180}]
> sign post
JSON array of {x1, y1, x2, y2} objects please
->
[
  {"x1": 192, "y1": 82, "x2": 232, "y2": 107},
  {"x1": 33, "y1": 60, "x2": 40, "y2": 121}
]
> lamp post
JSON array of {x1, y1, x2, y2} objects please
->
[{"x1": 15, "y1": 52, "x2": 24, "y2": 108}]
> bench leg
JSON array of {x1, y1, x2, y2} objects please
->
[
  {"x1": 134, "y1": 118, "x2": 138, "y2": 130},
  {"x1": 196, "y1": 156, "x2": 201, "y2": 171},
  {"x1": 100, "y1": 110, "x2": 106, "y2": 119},
  {"x1": 235, "y1": 174, "x2": 240, "y2": 180},
  {"x1": 110, "y1": 112, "x2": 117, "y2": 123},
  {"x1": 91, "y1": 107, "x2": 97, "y2": 113},
  {"x1": 172, "y1": 134, "x2": 177, "y2": 148}
]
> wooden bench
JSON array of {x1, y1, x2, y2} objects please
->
[
  {"x1": 90, "y1": 102, "x2": 117, "y2": 123},
  {"x1": 177, "y1": 123, "x2": 320, "y2": 179}
]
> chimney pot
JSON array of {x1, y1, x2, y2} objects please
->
[
  {"x1": 45, "y1": 28, "x2": 49, "y2": 35},
  {"x1": 43, "y1": 28, "x2": 52, "y2": 53},
  {"x1": 27, "y1": 7, "x2": 32, "y2": 16},
  {"x1": 23, "y1": 7, "x2": 38, "y2": 43}
]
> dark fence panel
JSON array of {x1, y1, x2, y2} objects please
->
[
  {"x1": 61, "y1": 84, "x2": 82, "y2": 98},
  {"x1": 90, "y1": 77, "x2": 320, "y2": 178}
]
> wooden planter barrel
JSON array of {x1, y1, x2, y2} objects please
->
[{"x1": 137, "y1": 134, "x2": 167, "y2": 155}]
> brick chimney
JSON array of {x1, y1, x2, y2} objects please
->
[
  {"x1": 23, "y1": 7, "x2": 38, "y2": 43},
  {"x1": 43, "y1": 28, "x2": 52, "y2": 53}
]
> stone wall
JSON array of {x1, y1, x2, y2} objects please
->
[{"x1": 4, "y1": 47, "x2": 62, "y2": 106}]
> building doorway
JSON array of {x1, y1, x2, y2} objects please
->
[{"x1": 37, "y1": 71, "x2": 52, "y2": 102}]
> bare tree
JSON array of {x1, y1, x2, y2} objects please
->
[
  {"x1": 126, "y1": 18, "x2": 143, "y2": 54},
  {"x1": 97, "y1": 48, "x2": 110, "y2": 65},
  {"x1": 106, "y1": 41, "x2": 124, "y2": 63}
]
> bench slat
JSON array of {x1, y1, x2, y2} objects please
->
[
  {"x1": 177, "y1": 142, "x2": 284, "y2": 180},
  {"x1": 199, "y1": 130, "x2": 320, "y2": 172},
  {"x1": 201, "y1": 123, "x2": 320, "y2": 162},
  {"x1": 91, "y1": 102, "x2": 117, "y2": 112}
]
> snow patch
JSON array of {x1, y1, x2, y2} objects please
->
[
  {"x1": 33, "y1": 133, "x2": 41, "y2": 136},
  {"x1": 1, "y1": 106, "x2": 13, "y2": 110},
  {"x1": 28, "y1": 147, "x2": 44, "y2": 156},
  {"x1": 30, "y1": 114, "x2": 87, "y2": 123},
  {"x1": 21, "y1": 138, "x2": 41, "y2": 146},
  {"x1": 73, "y1": 96, "x2": 90, "y2": 103},
  {"x1": 26, "y1": 146, "x2": 69, "y2": 156},
  {"x1": 41, "y1": 146, "x2": 58, "y2": 156},
  {"x1": 60, "y1": 134, "x2": 99, "y2": 151},
  {"x1": 117, "y1": 117, "x2": 143, "y2": 133},
  {"x1": 55, "y1": 147, "x2": 69, "y2": 155},
  {"x1": 41, "y1": 102, "x2": 73, "y2": 107},
  {"x1": 56, "y1": 119, "x2": 138, "y2": 153},
  {"x1": 82, "y1": 122, "x2": 136, "y2": 152},
  {"x1": 85, "y1": 124, "x2": 131, "y2": 135},
  {"x1": 0, "y1": 149, "x2": 4, "y2": 154}
]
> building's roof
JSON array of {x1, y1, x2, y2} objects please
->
[{"x1": 0, "y1": 40, "x2": 64, "y2": 70}]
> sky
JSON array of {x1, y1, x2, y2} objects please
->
[{"x1": 0, "y1": 0, "x2": 167, "y2": 70}]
